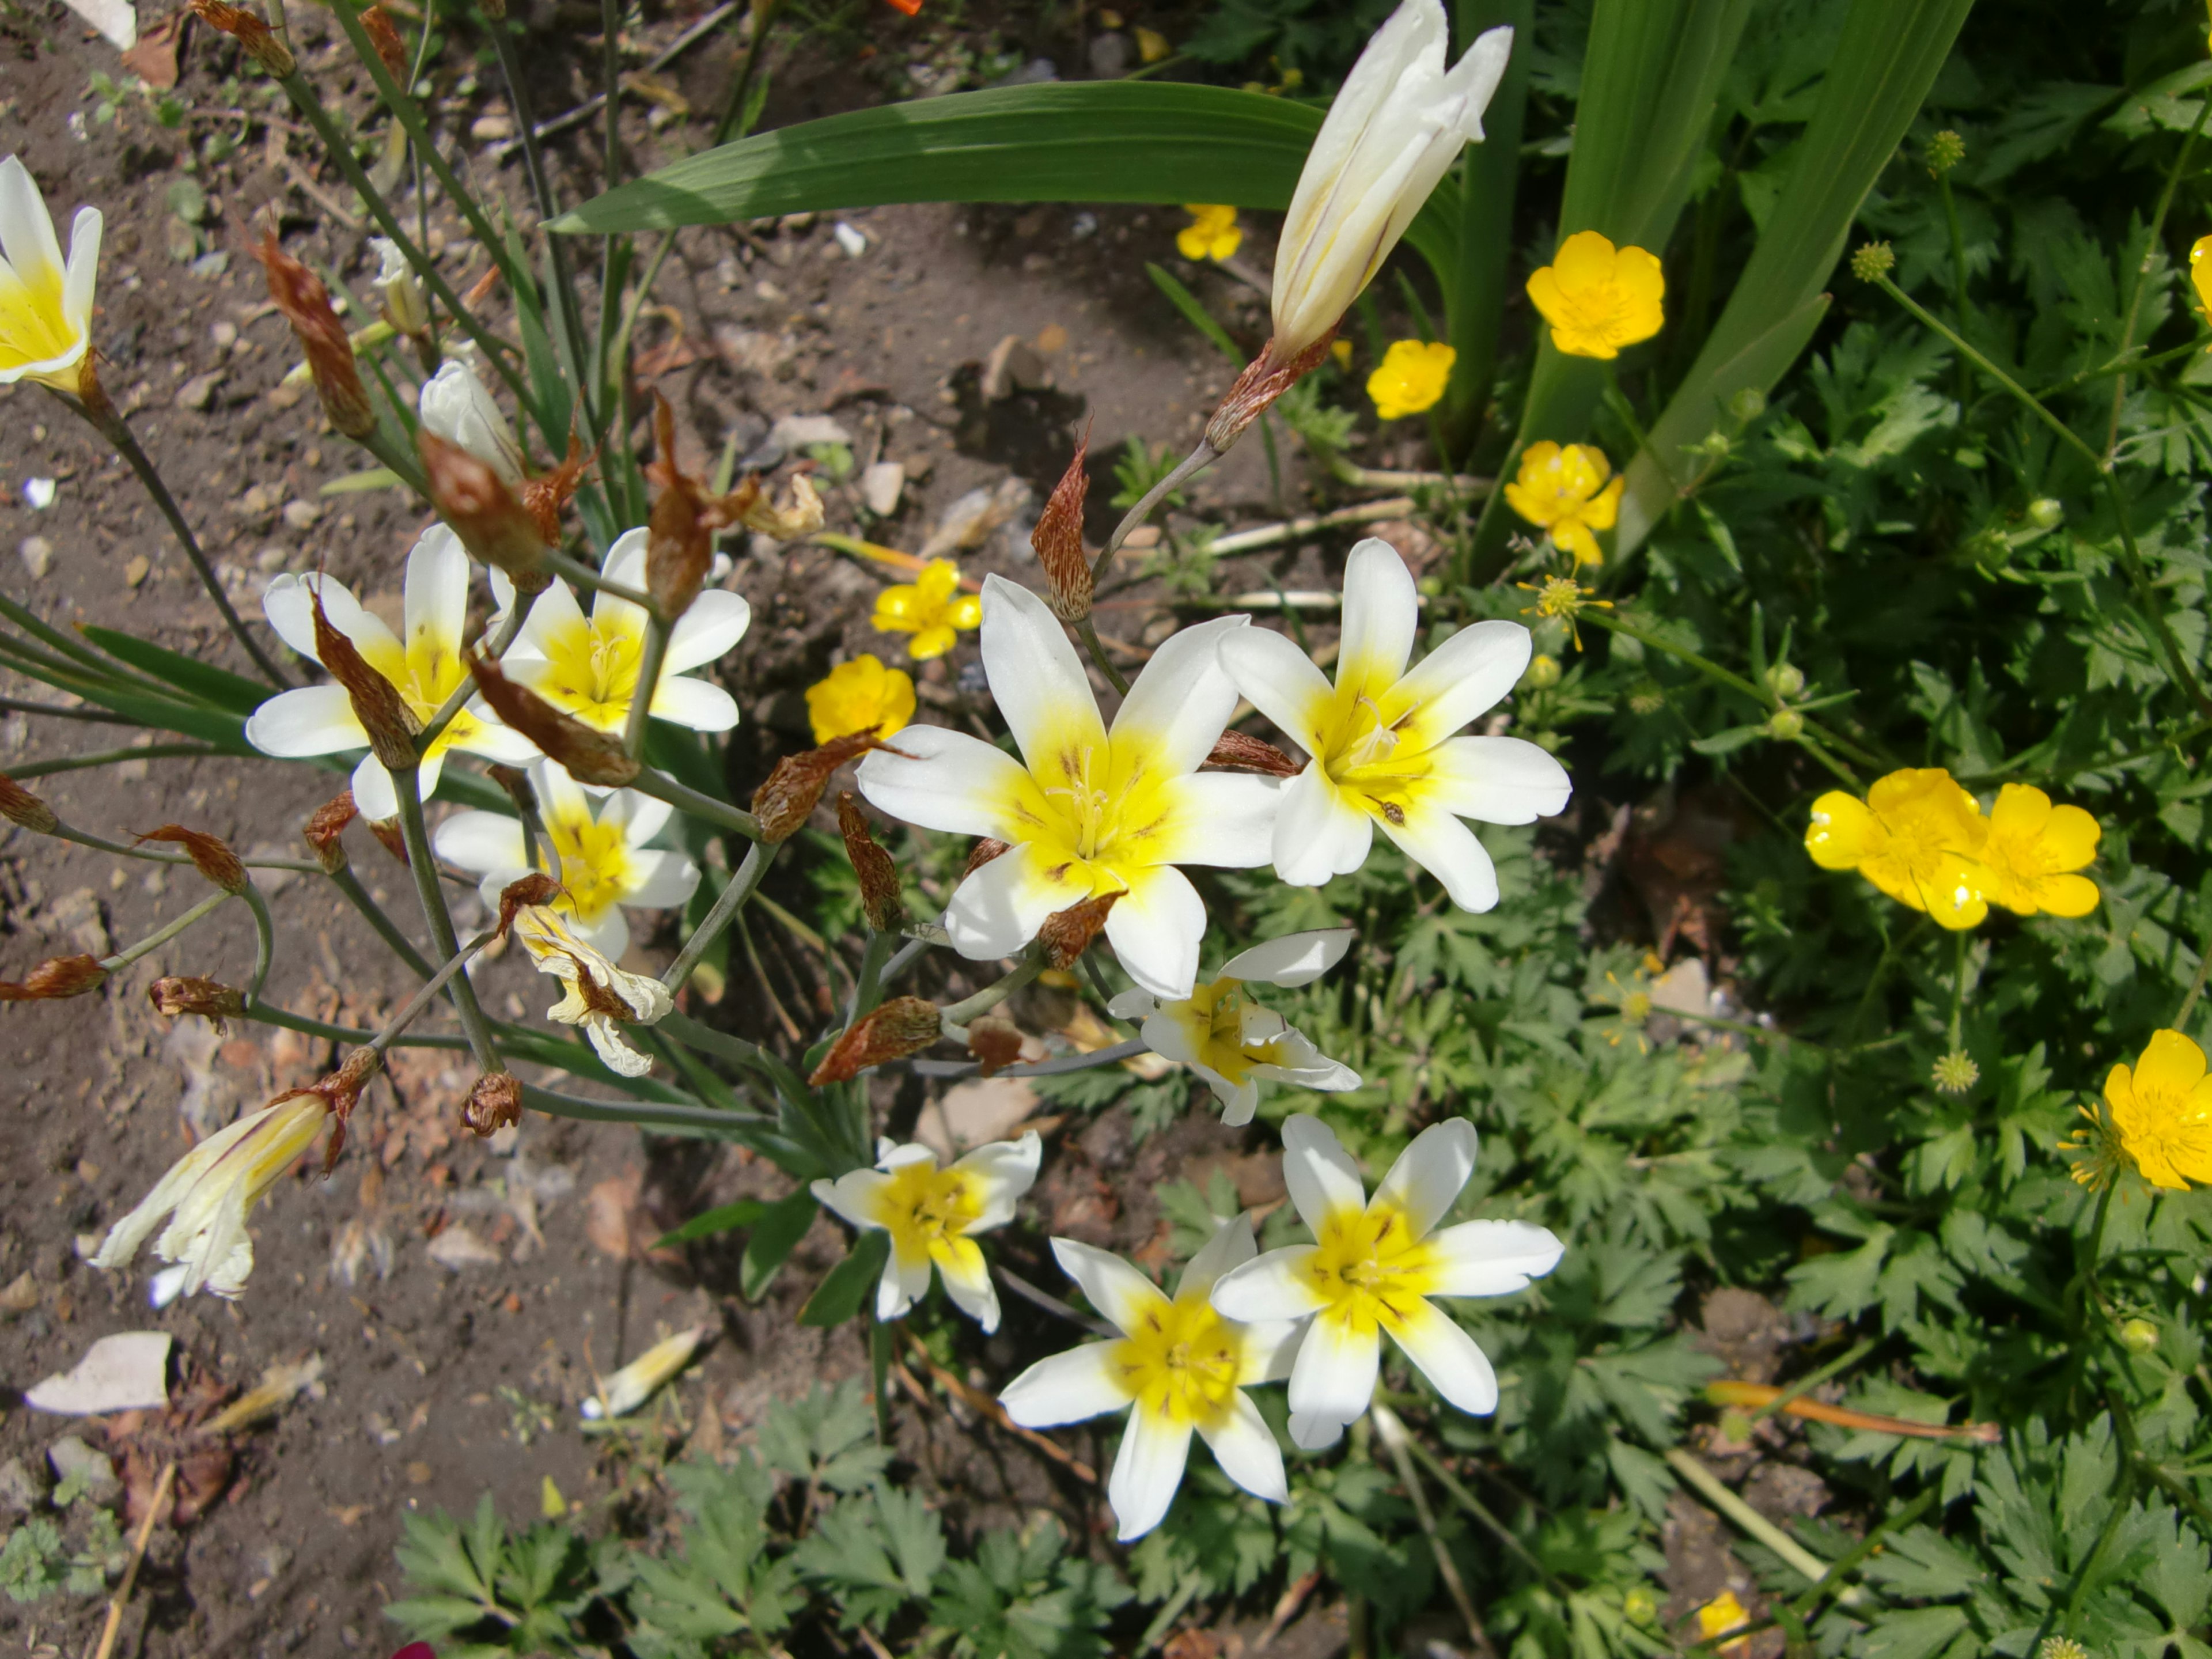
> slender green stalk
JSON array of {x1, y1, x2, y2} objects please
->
[
  {"x1": 868, "y1": 1313, "x2": 893, "y2": 1445},
  {"x1": 845, "y1": 930, "x2": 893, "y2": 1028},
  {"x1": 7, "y1": 743, "x2": 222, "y2": 781},
  {"x1": 0, "y1": 601, "x2": 171, "y2": 693},
  {"x1": 660, "y1": 1006, "x2": 812, "y2": 1106},
  {"x1": 520, "y1": 1080, "x2": 774, "y2": 1135},
  {"x1": 940, "y1": 954, "x2": 1043, "y2": 1028},
  {"x1": 1748, "y1": 1336, "x2": 1877, "y2": 1425},
  {"x1": 710, "y1": 0, "x2": 781, "y2": 147},
  {"x1": 59, "y1": 391, "x2": 290, "y2": 687},
  {"x1": 100, "y1": 891, "x2": 229, "y2": 972},
  {"x1": 2176, "y1": 923, "x2": 2212, "y2": 1031},
  {"x1": 624, "y1": 616, "x2": 672, "y2": 757},
  {"x1": 664, "y1": 841, "x2": 772, "y2": 992},
  {"x1": 1074, "y1": 618, "x2": 1131, "y2": 696},
  {"x1": 1783, "y1": 1487, "x2": 1934, "y2": 1622},
  {"x1": 544, "y1": 548, "x2": 657, "y2": 610},
  {"x1": 1371, "y1": 1407, "x2": 1493, "y2": 1658},
  {"x1": 234, "y1": 995, "x2": 470, "y2": 1050},
  {"x1": 628, "y1": 769, "x2": 763, "y2": 842},
  {"x1": 1946, "y1": 930, "x2": 1969, "y2": 1050},
  {"x1": 1390, "y1": 1425, "x2": 1567, "y2": 1597},
  {"x1": 369, "y1": 927, "x2": 495, "y2": 1055},
  {"x1": 1937, "y1": 168, "x2": 1970, "y2": 407},
  {"x1": 328, "y1": 864, "x2": 437, "y2": 980},
  {"x1": 0, "y1": 695, "x2": 142, "y2": 725},
  {"x1": 354, "y1": 423, "x2": 432, "y2": 503},
  {"x1": 240, "y1": 880, "x2": 276, "y2": 1001},
  {"x1": 47, "y1": 823, "x2": 321, "y2": 874},
  {"x1": 418, "y1": 589, "x2": 538, "y2": 758},
  {"x1": 390, "y1": 764, "x2": 502, "y2": 1070},
  {"x1": 1665, "y1": 1448, "x2": 1846, "y2": 1594}
]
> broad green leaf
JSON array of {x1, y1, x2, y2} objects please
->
[
  {"x1": 78, "y1": 625, "x2": 270, "y2": 715},
  {"x1": 742, "y1": 1187, "x2": 821, "y2": 1301},
  {"x1": 798, "y1": 1229, "x2": 890, "y2": 1327},
  {"x1": 1145, "y1": 263, "x2": 1240, "y2": 362},
  {"x1": 653, "y1": 1199, "x2": 768, "y2": 1252}
]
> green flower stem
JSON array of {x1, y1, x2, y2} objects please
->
[
  {"x1": 624, "y1": 616, "x2": 673, "y2": 759},
  {"x1": 628, "y1": 768, "x2": 763, "y2": 842},
  {"x1": 1783, "y1": 1486, "x2": 1935, "y2": 1623},
  {"x1": 99, "y1": 891, "x2": 229, "y2": 972},
  {"x1": 1947, "y1": 929, "x2": 1969, "y2": 1050},
  {"x1": 1600, "y1": 359, "x2": 1672, "y2": 493},
  {"x1": 2067, "y1": 1179, "x2": 2118, "y2": 1334},
  {"x1": 1388, "y1": 1417, "x2": 1569, "y2": 1599},
  {"x1": 1369, "y1": 1407, "x2": 1491, "y2": 1657},
  {"x1": 542, "y1": 548, "x2": 658, "y2": 612},
  {"x1": 0, "y1": 593, "x2": 178, "y2": 695},
  {"x1": 1937, "y1": 170, "x2": 1970, "y2": 406},
  {"x1": 368, "y1": 925, "x2": 496, "y2": 1055},
  {"x1": 881, "y1": 936, "x2": 930, "y2": 990},
  {"x1": 2175, "y1": 926, "x2": 2212, "y2": 1031},
  {"x1": 1075, "y1": 617, "x2": 1131, "y2": 696},
  {"x1": 240, "y1": 879, "x2": 276, "y2": 1001},
  {"x1": 60, "y1": 389, "x2": 291, "y2": 687},
  {"x1": 1846, "y1": 918, "x2": 1929, "y2": 1049},
  {"x1": 7, "y1": 743, "x2": 224, "y2": 781},
  {"x1": 417, "y1": 588, "x2": 538, "y2": 760},
  {"x1": 868, "y1": 1312, "x2": 893, "y2": 1446},
  {"x1": 2039, "y1": 336, "x2": 2210, "y2": 399},
  {"x1": 659, "y1": 1007, "x2": 808, "y2": 1105},
  {"x1": 234, "y1": 995, "x2": 469, "y2": 1050},
  {"x1": 938, "y1": 952, "x2": 1042, "y2": 1028},
  {"x1": 1664, "y1": 1448, "x2": 1848, "y2": 1596},
  {"x1": 2104, "y1": 88, "x2": 2212, "y2": 463},
  {"x1": 47, "y1": 822, "x2": 322, "y2": 875},
  {"x1": 390, "y1": 764, "x2": 502, "y2": 1071},
  {"x1": 520, "y1": 1080, "x2": 775, "y2": 1136},
  {"x1": 845, "y1": 929, "x2": 893, "y2": 1029},
  {"x1": 274, "y1": 69, "x2": 535, "y2": 415},
  {"x1": 1871, "y1": 271, "x2": 2212, "y2": 726},
  {"x1": 353, "y1": 423, "x2": 432, "y2": 505},
  {"x1": 328, "y1": 863, "x2": 437, "y2": 980},
  {"x1": 664, "y1": 840, "x2": 773, "y2": 993},
  {"x1": 0, "y1": 696, "x2": 140, "y2": 725}
]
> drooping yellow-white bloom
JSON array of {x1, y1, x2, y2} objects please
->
[
  {"x1": 811, "y1": 1133, "x2": 1041, "y2": 1331},
  {"x1": 434, "y1": 759, "x2": 700, "y2": 957},
  {"x1": 1218, "y1": 539, "x2": 1571, "y2": 911},
  {"x1": 92, "y1": 1094, "x2": 329, "y2": 1301},
  {"x1": 247, "y1": 525, "x2": 537, "y2": 820},
  {"x1": 582, "y1": 1324, "x2": 713, "y2": 1419},
  {"x1": 1210, "y1": 1114, "x2": 1563, "y2": 1449},
  {"x1": 1109, "y1": 929, "x2": 1360, "y2": 1125},
  {"x1": 1270, "y1": 0, "x2": 1511, "y2": 356},
  {"x1": 491, "y1": 529, "x2": 751, "y2": 735},
  {"x1": 512, "y1": 904, "x2": 674, "y2": 1078},
  {"x1": 419, "y1": 358, "x2": 525, "y2": 488},
  {"x1": 0, "y1": 154, "x2": 102, "y2": 394},
  {"x1": 858, "y1": 578, "x2": 1282, "y2": 998},
  {"x1": 1000, "y1": 1217, "x2": 1298, "y2": 1541}
]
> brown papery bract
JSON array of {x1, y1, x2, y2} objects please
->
[
  {"x1": 357, "y1": 5, "x2": 406, "y2": 78},
  {"x1": 149, "y1": 976, "x2": 247, "y2": 1029},
  {"x1": 1205, "y1": 329, "x2": 1336, "y2": 454},
  {"x1": 521, "y1": 429, "x2": 592, "y2": 547},
  {"x1": 1203, "y1": 730, "x2": 1303, "y2": 777},
  {"x1": 135, "y1": 824, "x2": 248, "y2": 893},
  {"x1": 309, "y1": 584, "x2": 421, "y2": 770},
  {"x1": 809, "y1": 996, "x2": 942, "y2": 1085},
  {"x1": 0, "y1": 955, "x2": 108, "y2": 1001},
  {"x1": 463, "y1": 1072, "x2": 524, "y2": 1137},
  {"x1": 303, "y1": 790, "x2": 358, "y2": 872},
  {"x1": 495, "y1": 873, "x2": 566, "y2": 940},
  {"x1": 250, "y1": 232, "x2": 373, "y2": 437},
  {"x1": 0, "y1": 771, "x2": 58, "y2": 835},
  {"x1": 466, "y1": 656, "x2": 641, "y2": 787},
  {"x1": 1039, "y1": 889, "x2": 1123, "y2": 969},
  {"x1": 184, "y1": 0, "x2": 294, "y2": 75},
  {"x1": 836, "y1": 791, "x2": 906, "y2": 934},
  {"x1": 967, "y1": 1016, "x2": 1024, "y2": 1079},
  {"x1": 1032, "y1": 430, "x2": 1093, "y2": 622},
  {"x1": 419, "y1": 430, "x2": 551, "y2": 583},
  {"x1": 751, "y1": 729, "x2": 907, "y2": 843}
]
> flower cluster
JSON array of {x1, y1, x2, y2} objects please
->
[{"x1": 1805, "y1": 768, "x2": 2101, "y2": 930}]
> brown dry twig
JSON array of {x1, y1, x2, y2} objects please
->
[
  {"x1": 900, "y1": 1330, "x2": 1096, "y2": 1483},
  {"x1": 92, "y1": 1460, "x2": 175, "y2": 1659}
]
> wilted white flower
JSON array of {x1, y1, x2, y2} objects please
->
[
  {"x1": 512, "y1": 904, "x2": 674, "y2": 1078},
  {"x1": 369, "y1": 236, "x2": 429, "y2": 336},
  {"x1": 582, "y1": 1324, "x2": 713, "y2": 1419}
]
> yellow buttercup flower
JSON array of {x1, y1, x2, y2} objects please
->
[
  {"x1": 1804, "y1": 767, "x2": 1989, "y2": 930},
  {"x1": 806, "y1": 654, "x2": 916, "y2": 745},
  {"x1": 2103, "y1": 1029, "x2": 2212, "y2": 1190},
  {"x1": 1365, "y1": 339, "x2": 1456, "y2": 420},
  {"x1": 873, "y1": 559, "x2": 982, "y2": 660},
  {"x1": 1696, "y1": 1590, "x2": 1752, "y2": 1657},
  {"x1": 0, "y1": 154, "x2": 103, "y2": 394},
  {"x1": 1516, "y1": 571, "x2": 1612, "y2": 651},
  {"x1": 1503, "y1": 441, "x2": 1624, "y2": 566},
  {"x1": 2191, "y1": 234, "x2": 2212, "y2": 338},
  {"x1": 1979, "y1": 783, "x2": 2100, "y2": 917},
  {"x1": 1525, "y1": 230, "x2": 1665, "y2": 360},
  {"x1": 1177, "y1": 204, "x2": 1243, "y2": 263}
]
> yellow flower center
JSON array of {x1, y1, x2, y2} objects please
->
[
  {"x1": 871, "y1": 1160, "x2": 984, "y2": 1263},
  {"x1": 1300, "y1": 1199, "x2": 1441, "y2": 1339},
  {"x1": 531, "y1": 612, "x2": 646, "y2": 733},
  {"x1": 0, "y1": 253, "x2": 76, "y2": 372},
  {"x1": 357, "y1": 628, "x2": 487, "y2": 762},
  {"x1": 1161, "y1": 978, "x2": 1293, "y2": 1085},
  {"x1": 1006, "y1": 734, "x2": 1178, "y2": 897},
  {"x1": 538, "y1": 806, "x2": 635, "y2": 925},
  {"x1": 1305, "y1": 686, "x2": 1434, "y2": 830},
  {"x1": 1111, "y1": 1291, "x2": 1244, "y2": 1429}
]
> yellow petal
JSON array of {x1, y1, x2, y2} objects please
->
[
  {"x1": 2133, "y1": 1029, "x2": 2207, "y2": 1100},
  {"x1": 1805, "y1": 791, "x2": 1873, "y2": 870}
]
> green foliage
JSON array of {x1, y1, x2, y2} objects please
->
[{"x1": 0, "y1": 1498, "x2": 126, "y2": 1606}]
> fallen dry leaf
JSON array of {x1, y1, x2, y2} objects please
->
[{"x1": 119, "y1": 10, "x2": 180, "y2": 85}]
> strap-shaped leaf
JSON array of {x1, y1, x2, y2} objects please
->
[{"x1": 554, "y1": 81, "x2": 1459, "y2": 287}]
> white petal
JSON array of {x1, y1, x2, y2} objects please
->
[
  {"x1": 1196, "y1": 1391, "x2": 1287, "y2": 1503},
  {"x1": 1109, "y1": 613, "x2": 1251, "y2": 777},
  {"x1": 857, "y1": 724, "x2": 1035, "y2": 840},
  {"x1": 953, "y1": 1130, "x2": 1042, "y2": 1232},
  {"x1": 1286, "y1": 1310, "x2": 1380, "y2": 1425},
  {"x1": 1236, "y1": 1319, "x2": 1303, "y2": 1386},
  {"x1": 574, "y1": 903, "x2": 631, "y2": 959},
  {"x1": 1219, "y1": 927, "x2": 1357, "y2": 988},
  {"x1": 1051, "y1": 1237, "x2": 1169, "y2": 1337},
  {"x1": 403, "y1": 524, "x2": 471, "y2": 662},
  {"x1": 1391, "y1": 620, "x2": 1533, "y2": 749},
  {"x1": 942, "y1": 840, "x2": 1085, "y2": 961},
  {"x1": 1218, "y1": 1077, "x2": 1261, "y2": 1126},
  {"x1": 1369, "y1": 1116, "x2": 1476, "y2": 1237},
  {"x1": 1422, "y1": 1219, "x2": 1566, "y2": 1297},
  {"x1": 512, "y1": 571, "x2": 586, "y2": 660},
  {"x1": 1281, "y1": 1113, "x2": 1366, "y2": 1233},
  {"x1": 980, "y1": 574, "x2": 1107, "y2": 775},
  {"x1": 1107, "y1": 987, "x2": 1158, "y2": 1021},
  {"x1": 583, "y1": 1016, "x2": 654, "y2": 1077},
  {"x1": 433, "y1": 809, "x2": 526, "y2": 874},
  {"x1": 1109, "y1": 1406, "x2": 1194, "y2": 1541},
  {"x1": 999, "y1": 1342, "x2": 1133, "y2": 1427},
  {"x1": 649, "y1": 674, "x2": 740, "y2": 732},
  {"x1": 664, "y1": 590, "x2": 752, "y2": 675},
  {"x1": 1335, "y1": 540, "x2": 1418, "y2": 694},
  {"x1": 60, "y1": 206, "x2": 101, "y2": 336},
  {"x1": 1103, "y1": 864, "x2": 1207, "y2": 999},
  {"x1": 1209, "y1": 1245, "x2": 1326, "y2": 1323},
  {"x1": 1215, "y1": 626, "x2": 1334, "y2": 756},
  {"x1": 244, "y1": 684, "x2": 363, "y2": 757},
  {"x1": 934, "y1": 1237, "x2": 1002, "y2": 1331},
  {"x1": 1141, "y1": 1007, "x2": 1200, "y2": 1067},
  {"x1": 607, "y1": 788, "x2": 674, "y2": 844},
  {"x1": 623, "y1": 849, "x2": 700, "y2": 910},
  {"x1": 1378, "y1": 802, "x2": 1498, "y2": 912},
  {"x1": 593, "y1": 531, "x2": 653, "y2": 638},
  {"x1": 1288, "y1": 1412, "x2": 1349, "y2": 1452},
  {"x1": 1419, "y1": 736, "x2": 1571, "y2": 825},
  {"x1": 1175, "y1": 1213, "x2": 1258, "y2": 1300},
  {"x1": 1271, "y1": 763, "x2": 1373, "y2": 887},
  {"x1": 0, "y1": 156, "x2": 66, "y2": 291},
  {"x1": 1149, "y1": 771, "x2": 1283, "y2": 869},
  {"x1": 1387, "y1": 1298, "x2": 1498, "y2": 1415},
  {"x1": 877, "y1": 1251, "x2": 923, "y2": 1321},
  {"x1": 811, "y1": 1169, "x2": 892, "y2": 1234},
  {"x1": 350, "y1": 756, "x2": 400, "y2": 822},
  {"x1": 266, "y1": 573, "x2": 400, "y2": 668}
]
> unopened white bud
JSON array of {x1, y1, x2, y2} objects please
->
[
  {"x1": 369, "y1": 238, "x2": 429, "y2": 336},
  {"x1": 418, "y1": 359, "x2": 526, "y2": 490}
]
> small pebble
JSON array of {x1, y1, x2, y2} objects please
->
[
  {"x1": 833, "y1": 220, "x2": 869, "y2": 259},
  {"x1": 282, "y1": 499, "x2": 322, "y2": 530},
  {"x1": 17, "y1": 536, "x2": 53, "y2": 579},
  {"x1": 22, "y1": 478, "x2": 56, "y2": 510},
  {"x1": 124, "y1": 555, "x2": 150, "y2": 588},
  {"x1": 175, "y1": 369, "x2": 226, "y2": 411}
]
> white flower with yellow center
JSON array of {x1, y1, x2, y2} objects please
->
[
  {"x1": 1210, "y1": 1113, "x2": 1562, "y2": 1449},
  {"x1": 1000, "y1": 1217, "x2": 1299, "y2": 1541},
  {"x1": 810, "y1": 1133, "x2": 1041, "y2": 1332},
  {"x1": 1218, "y1": 539, "x2": 1570, "y2": 911},
  {"x1": 92, "y1": 1093, "x2": 329, "y2": 1301},
  {"x1": 512, "y1": 904, "x2": 675, "y2": 1078},
  {"x1": 490, "y1": 529, "x2": 750, "y2": 736},
  {"x1": 1108, "y1": 928, "x2": 1359, "y2": 1125},
  {"x1": 0, "y1": 154, "x2": 102, "y2": 393},
  {"x1": 245, "y1": 525, "x2": 537, "y2": 820},
  {"x1": 434, "y1": 759, "x2": 699, "y2": 957},
  {"x1": 857, "y1": 577, "x2": 1281, "y2": 998}
]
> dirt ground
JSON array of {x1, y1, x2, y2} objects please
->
[{"x1": 0, "y1": 0, "x2": 1806, "y2": 1651}]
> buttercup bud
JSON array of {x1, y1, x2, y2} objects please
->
[
  {"x1": 2027, "y1": 498, "x2": 2065, "y2": 531},
  {"x1": 1522, "y1": 653, "x2": 1561, "y2": 690},
  {"x1": 1850, "y1": 241, "x2": 1896, "y2": 282},
  {"x1": 1926, "y1": 129, "x2": 1965, "y2": 177},
  {"x1": 309, "y1": 585, "x2": 422, "y2": 770},
  {"x1": 467, "y1": 655, "x2": 641, "y2": 787},
  {"x1": 1039, "y1": 889, "x2": 1122, "y2": 968},
  {"x1": 135, "y1": 824, "x2": 248, "y2": 893},
  {"x1": 252, "y1": 232, "x2": 374, "y2": 438},
  {"x1": 809, "y1": 995, "x2": 942, "y2": 1084},
  {"x1": 1728, "y1": 386, "x2": 1767, "y2": 423},
  {"x1": 304, "y1": 791, "x2": 358, "y2": 872},
  {"x1": 838, "y1": 792, "x2": 906, "y2": 934},
  {"x1": 149, "y1": 975, "x2": 247, "y2": 1029},
  {"x1": 2119, "y1": 1316, "x2": 2160, "y2": 1354},
  {"x1": 967, "y1": 1016, "x2": 1024, "y2": 1079},
  {"x1": 1764, "y1": 709, "x2": 1805, "y2": 741},
  {"x1": 358, "y1": 4, "x2": 407, "y2": 80},
  {"x1": 184, "y1": 0, "x2": 295, "y2": 75},
  {"x1": 752, "y1": 730, "x2": 902, "y2": 843},
  {"x1": 1033, "y1": 434, "x2": 1093, "y2": 623},
  {"x1": 419, "y1": 429, "x2": 550, "y2": 581},
  {"x1": 1766, "y1": 663, "x2": 1805, "y2": 699},
  {"x1": 0, "y1": 771, "x2": 59, "y2": 835},
  {"x1": 0, "y1": 955, "x2": 108, "y2": 1001},
  {"x1": 463, "y1": 1071, "x2": 524, "y2": 1137},
  {"x1": 1201, "y1": 730, "x2": 1302, "y2": 777}
]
